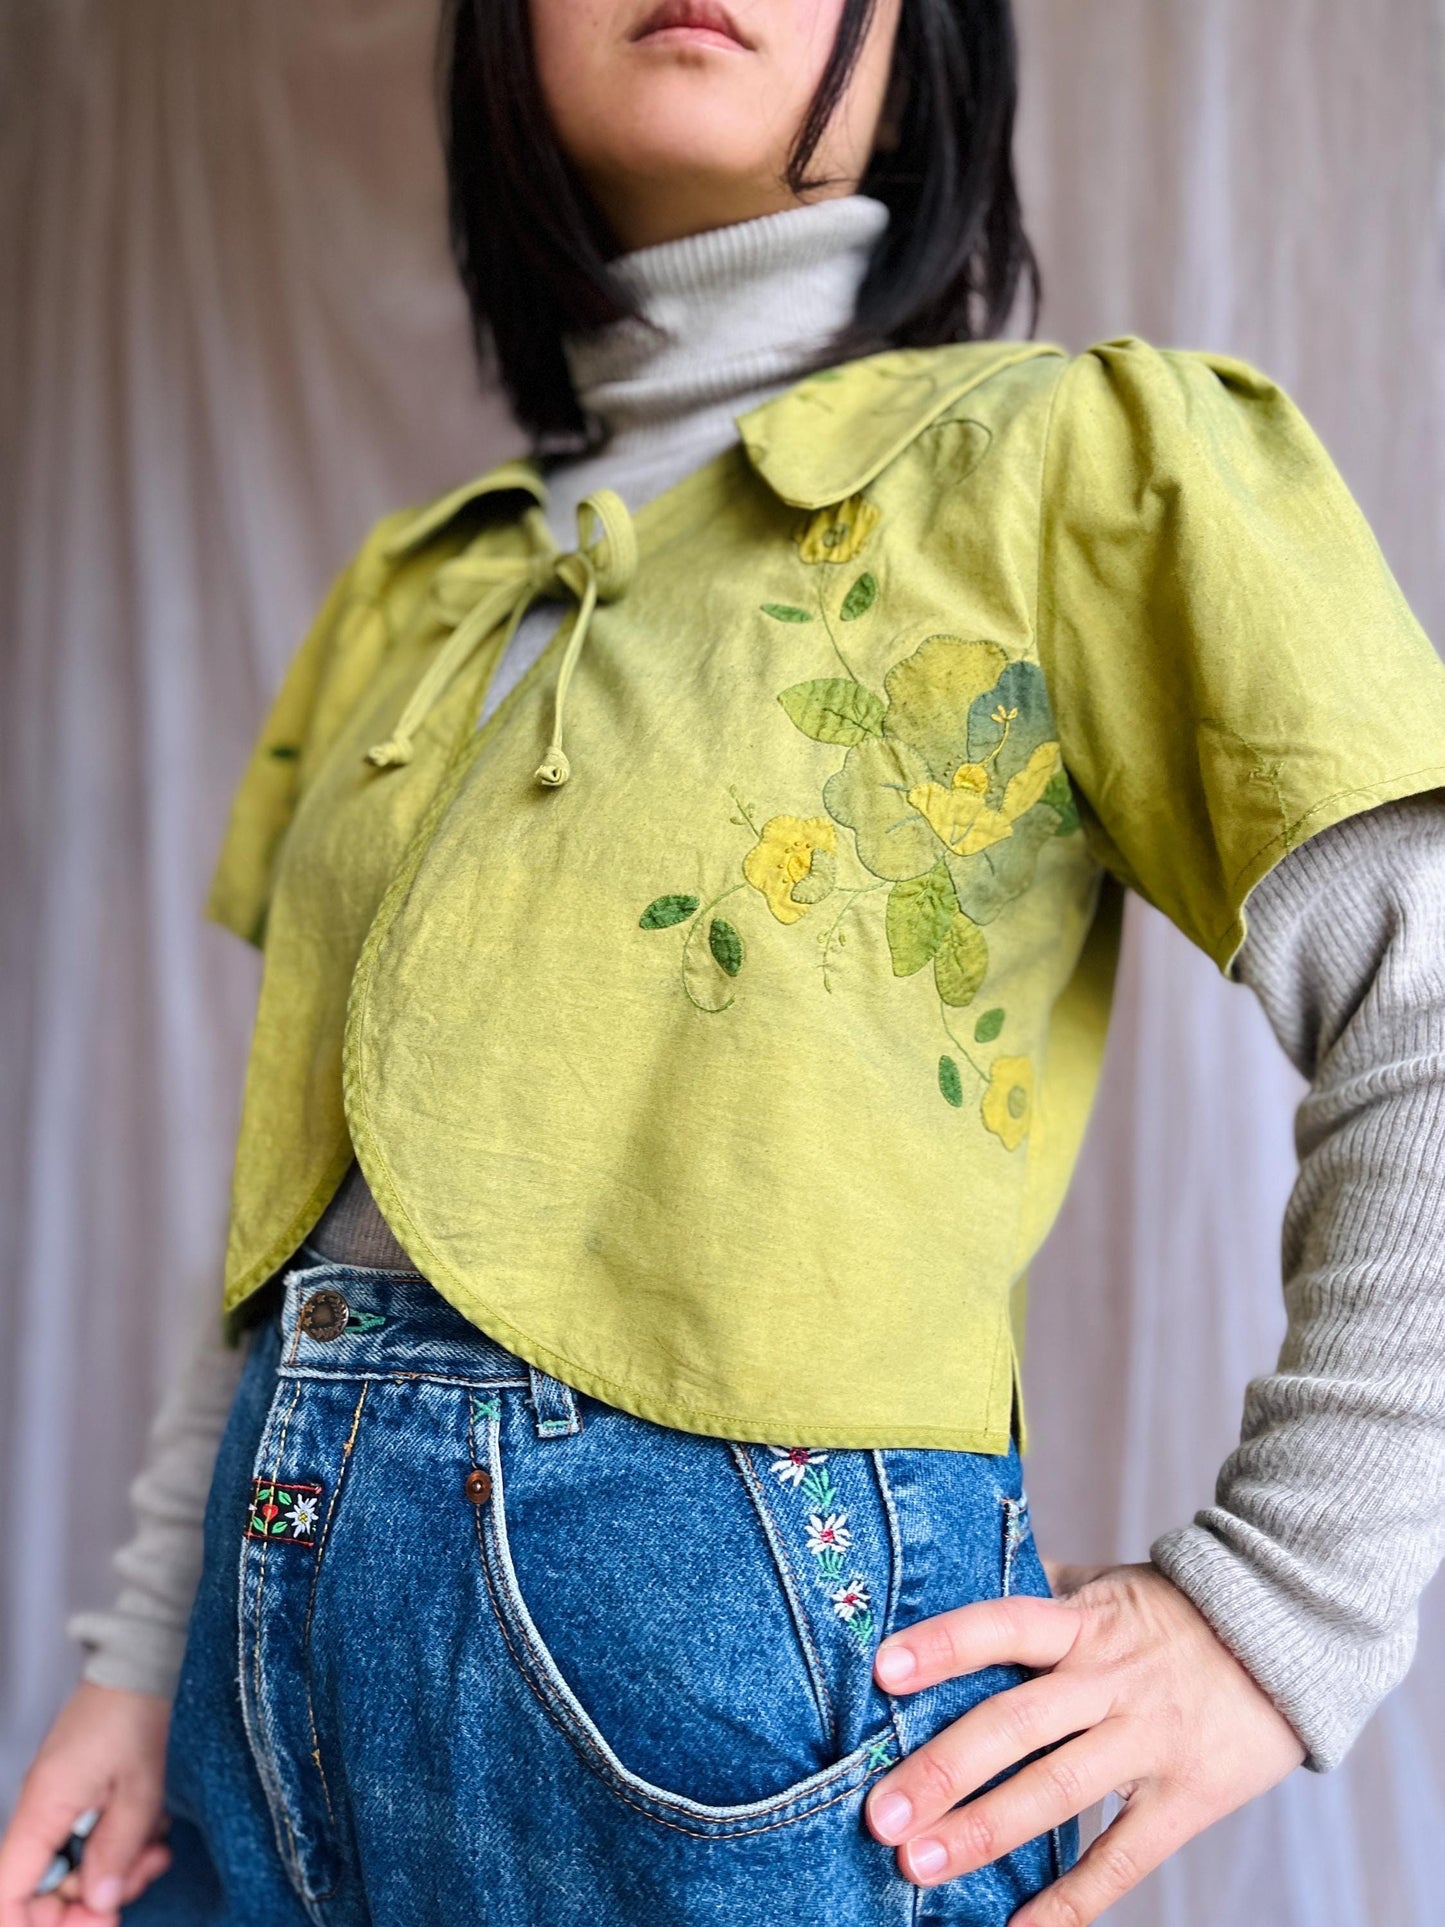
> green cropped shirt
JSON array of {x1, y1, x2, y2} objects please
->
[{"x1": 207, "y1": 335, "x2": 1445, "y2": 1451}]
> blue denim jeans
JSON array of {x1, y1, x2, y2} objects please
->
[{"x1": 128, "y1": 1257, "x2": 1078, "y2": 1927}]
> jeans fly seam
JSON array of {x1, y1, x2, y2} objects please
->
[
  {"x1": 299, "y1": 1381, "x2": 370, "y2": 1833},
  {"x1": 870, "y1": 1451, "x2": 912, "y2": 1764},
  {"x1": 473, "y1": 1425, "x2": 881, "y2": 1837},
  {"x1": 728, "y1": 1444, "x2": 838, "y2": 1749},
  {"x1": 1000, "y1": 1494, "x2": 1028, "y2": 1599},
  {"x1": 248, "y1": 1373, "x2": 335, "y2": 1904},
  {"x1": 999, "y1": 1493, "x2": 1071, "y2": 1882}
]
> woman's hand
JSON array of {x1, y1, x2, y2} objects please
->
[
  {"x1": 0, "y1": 1683, "x2": 172, "y2": 1926},
  {"x1": 864, "y1": 1561, "x2": 1305, "y2": 1924}
]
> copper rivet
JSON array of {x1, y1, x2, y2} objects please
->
[
  {"x1": 464, "y1": 1468, "x2": 492, "y2": 1505},
  {"x1": 299, "y1": 1289, "x2": 349, "y2": 1342}
]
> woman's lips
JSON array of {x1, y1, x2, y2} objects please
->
[{"x1": 631, "y1": 1, "x2": 753, "y2": 51}]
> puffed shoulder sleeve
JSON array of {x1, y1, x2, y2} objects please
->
[
  {"x1": 205, "y1": 512, "x2": 407, "y2": 947},
  {"x1": 1036, "y1": 334, "x2": 1445, "y2": 970}
]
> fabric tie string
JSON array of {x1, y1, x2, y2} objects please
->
[{"x1": 365, "y1": 489, "x2": 637, "y2": 786}]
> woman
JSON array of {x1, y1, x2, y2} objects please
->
[{"x1": 4, "y1": 1, "x2": 1444, "y2": 1922}]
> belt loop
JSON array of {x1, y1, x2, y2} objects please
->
[{"x1": 528, "y1": 1365, "x2": 582, "y2": 1439}]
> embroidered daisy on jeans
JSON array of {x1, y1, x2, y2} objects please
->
[
  {"x1": 805, "y1": 1511, "x2": 852, "y2": 1557},
  {"x1": 768, "y1": 1446, "x2": 828, "y2": 1488},
  {"x1": 830, "y1": 1577, "x2": 871, "y2": 1623},
  {"x1": 285, "y1": 1495, "x2": 320, "y2": 1537}
]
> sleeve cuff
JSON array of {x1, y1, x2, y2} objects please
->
[
  {"x1": 66, "y1": 1606, "x2": 188, "y2": 1702},
  {"x1": 1150, "y1": 1520, "x2": 1416, "y2": 1773}
]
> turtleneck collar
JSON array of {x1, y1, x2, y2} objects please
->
[{"x1": 563, "y1": 195, "x2": 890, "y2": 449}]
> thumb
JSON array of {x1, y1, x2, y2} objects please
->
[
  {"x1": 0, "y1": 1775, "x2": 102, "y2": 1921},
  {"x1": 78, "y1": 1786, "x2": 166, "y2": 1919},
  {"x1": 1042, "y1": 1558, "x2": 1109, "y2": 1599}
]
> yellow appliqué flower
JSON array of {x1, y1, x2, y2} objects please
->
[
  {"x1": 981, "y1": 1056, "x2": 1033, "y2": 1151},
  {"x1": 743, "y1": 815, "x2": 838, "y2": 925},
  {"x1": 795, "y1": 493, "x2": 880, "y2": 565},
  {"x1": 904, "y1": 741, "x2": 1062, "y2": 858}
]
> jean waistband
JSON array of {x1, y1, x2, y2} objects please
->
[{"x1": 276, "y1": 1252, "x2": 548, "y2": 1393}]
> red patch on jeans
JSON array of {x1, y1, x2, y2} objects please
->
[{"x1": 246, "y1": 1480, "x2": 324, "y2": 1547}]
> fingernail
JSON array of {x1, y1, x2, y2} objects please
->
[
  {"x1": 908, "y1": 1838, "x2": 949, "y2": 1879},
  {"x1": 870, "y1": 1790, "x2": 912, "y2": 1840},
  {"x1": 89, "y1": 1875, "x2": 124, "y2": 1909},
  {"x1": 875, "y1": 1643, "x2": 916, "y2": 1686}
]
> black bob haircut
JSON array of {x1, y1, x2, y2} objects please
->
[{"x1": 440, "y1": 0, "x2": 1039, "y2": 449}]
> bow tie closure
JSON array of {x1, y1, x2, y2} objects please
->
[{"x1": 365, "y1": 488, "x2": 637, "y2": 787}]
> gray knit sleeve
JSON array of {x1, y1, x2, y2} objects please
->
[
  {"x1": 1150, "y1": 792, "x2": 1445, "y2": 1770},
  {"x1": 67, "y1": 1310, "x2": 249, "y2": 1698}
]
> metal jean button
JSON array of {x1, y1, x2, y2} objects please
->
[{"x1": 299, "y1": 1288, "x2": 349, "y2": 1342}]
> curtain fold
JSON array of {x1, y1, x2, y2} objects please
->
[{"x1": 3, "y1": 3, "x2": 1440, "y2": 1917}]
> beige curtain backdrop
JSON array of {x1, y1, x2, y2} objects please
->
[{"x1": 2, "y1": 2, "x2": 1441, "y2": 1919}]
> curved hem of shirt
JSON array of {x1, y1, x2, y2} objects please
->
[
  {"x1": 1214, "y1": 758, "x2": 1445, "y2": 975},
  {"x1": 219, "y1": 1152, "x2": 1023, "y2": 1454}
]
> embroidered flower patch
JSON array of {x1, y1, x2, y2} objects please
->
[
  {"x1": 830, "y1": 1578, "x2": 871, "y2": 1625},
  {"x1": 766, "y1": 1448, "x2": 877, "y2": 1649},
  {"x1": 247, "y1": 1479, "x2": 324, "y2": 1546},
  {"x1": 768, "y1": 1446, "x2": 828, "y2": 1488},
  {"x1": 636, "y1": 553, "x2": 1083, "y2": 1133}
]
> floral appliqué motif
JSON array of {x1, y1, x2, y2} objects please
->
[
  {"x1": 637, "y1": 500, "x2": 1083, "y2": 1140},
  {"x1": 767, "y1": 1448, "x2": 875, "y2": 1648}
]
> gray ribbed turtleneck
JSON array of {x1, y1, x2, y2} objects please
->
[
  {"x1": 481, "y1": 194, "x2": 890, "y2": 728},
  {"x1": 68, "y1": 197, "x2": 1445, "y2": 1783}
]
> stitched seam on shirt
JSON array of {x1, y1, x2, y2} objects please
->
[
  {"x1": 1218, "y1": 760, "x2": 1445, "y2": 956},
  {"x1": 1031, "y1": 351, "x2": 1078, "y2": 681}
]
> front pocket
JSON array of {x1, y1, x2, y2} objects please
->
[{"x1": 471, "y1": 1397, "x2": 899, "y2": 1831}]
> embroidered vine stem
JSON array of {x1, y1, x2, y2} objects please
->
[
  {"x1": 937, "y1": 1005, "x2": 989, "y2": 1083},
  {"x1": 727, "y1": 784, "x2": 762, "y2": 837},
  {"x1": 980, "y1": 705, "x2": 1018, "y2": 767},
  {"x1": 817, "y1": 882, "x2": 888, "y2": 993},
  {"x1": 816, "y1": 589, "x2": 862, "y2": 684},
  {"x1": 681, "y1": 881, "x2": 748, "y2": 1013}
]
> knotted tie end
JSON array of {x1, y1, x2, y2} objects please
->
[
  {"x1": 365, "y1": 735, "x2": 415, "y2": 769},
  {"x1": 534, "y1": 748, "x2": 571, "y2": 787}
]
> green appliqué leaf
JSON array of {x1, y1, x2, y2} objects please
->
[
  {"x1": 938, "y1": 1055, "x2": 964, "y2": 1107},
  {"x1": 761, "y1": 603, "x2": 813, "y2": 624},
  {"x1": 974, "y1": 1007, "x2": 1005, "y2": 1043},
  {"x1": 640, "y1": 894, "x2": 699, "y2": 929},
  {"x1": 840, "y1": 572, "x2": 877, "y2": 621},
  {"x1": 885, "y1": 859, "x2": 957, "y2": 976},
  {"x1": 934, "y1": 913, "x2": 988, "y2": 1008},
  {"x1": 708, "y1": 918, "x2": 744, "y2": 976},
  {"x1": 1042, "y1": 769, "x2": 1081, "y2": 835},
  {"x1": 776, "y1": 678, "x2": 886, "y2": 745}
]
